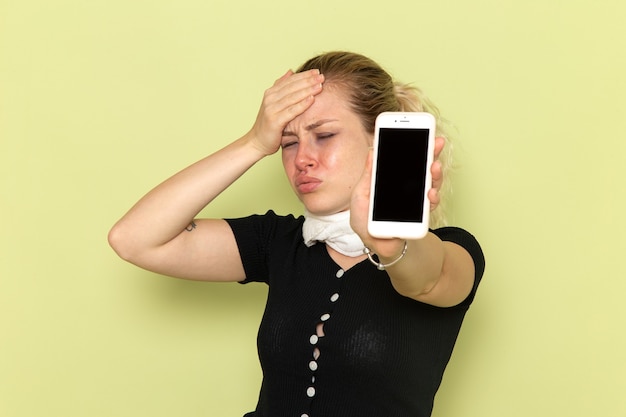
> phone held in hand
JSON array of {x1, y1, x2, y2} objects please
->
[{"x1": 367, "y1": 112, "x2": 436, "y2": 240}]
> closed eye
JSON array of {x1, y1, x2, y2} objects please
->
[
  {"x1": 317, "y1": 133, "x2": 335, "y2": 140},
  {"x1": 281, "y1": 139, "x2": 298, "y2": 149}
]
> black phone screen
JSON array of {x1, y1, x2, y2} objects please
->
[{"x1": 372, "y1": 128, "x2": 429, "y2": 222}]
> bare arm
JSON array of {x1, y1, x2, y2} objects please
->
[
  {"x1": 108, "y1": 137, "x2": 266, "y2": 281},
  {"x1": 372, "y1": 234, "x2": 475, "y2": 308},
  {"x1": 108, "y1": 69, "x2": 325, "y2": 281}
]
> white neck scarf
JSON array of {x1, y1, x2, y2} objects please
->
[{"x1": 302, "y1": 210, "x2": 365, "y2": 257}]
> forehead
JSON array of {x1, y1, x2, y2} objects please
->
[{"x1": 286, "y1": 85, "x2": 357, "y2": 129}]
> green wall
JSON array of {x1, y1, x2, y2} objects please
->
[{"x1": 2, "y1": 0, "x2": 625, "y2": 416}]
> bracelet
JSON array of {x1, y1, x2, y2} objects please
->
[{"x1": 363, "y1": 240, "x2": 408, "y2": 271}]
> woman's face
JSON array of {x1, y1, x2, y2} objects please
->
[{"x1": 281, "y1": 85, "x2": 372, "y2": 216}]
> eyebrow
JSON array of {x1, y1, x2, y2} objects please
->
[{"x1": 282, "y1": 119, "x2": 339, "y2": 136}]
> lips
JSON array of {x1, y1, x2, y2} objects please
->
[{"x1": 295, "y1": 175, "x2": 322, "y2": 194}]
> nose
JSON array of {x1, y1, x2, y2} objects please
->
[{"x1": 294, "y1": 139, "x2": 317, "y2": 171}]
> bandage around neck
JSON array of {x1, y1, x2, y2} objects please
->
[{"x1": 302, "y1": 210, "x2": 365, "y2": 257}]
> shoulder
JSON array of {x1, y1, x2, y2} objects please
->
[
  {"x1": 225, "y1": 210, "x2": 304, "y2": 236},
  {"x1": 224, "y1": 210, "x2": 305, "y2": 262},
  {"x1": 432, "y1": 226, "x2": 481, "y2": 249},
  {"x1": 224, "y1": 211, "x2": 311, "y2": 285},
  {"x1": 432, "y1": 227, "x2": 484, "y2": 274}
]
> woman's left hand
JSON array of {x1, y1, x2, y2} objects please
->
[{"x1": 350, "y1": 136, "x2": 445, "y2": 256}]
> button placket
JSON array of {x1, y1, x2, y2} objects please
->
[{"x1": 302, "y1": 267, "x2": 344, "y2": 416}]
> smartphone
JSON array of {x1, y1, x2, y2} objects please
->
[{"x1": 367, "y1": 112, "x2": 435, "y2": 239}]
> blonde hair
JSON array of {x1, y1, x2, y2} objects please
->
[{"x1": 297, "y1": 51, "x2": 454, "y2": 227}]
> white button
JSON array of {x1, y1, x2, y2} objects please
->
[
  {"x1": 309, "y1": 360, "x2": 318, "y2": 371},
  {"x1": 309, "y1": 335, "x2": 319, "y2": 345},
  {"x1": 330, "y1": 293, "x2": 339, "y2": 302},
  {"x1": 301, "y1": 414, "x2": 309, "y2": 417},
  {"x1": 336, "y1": 269, "x2": 344, "y2": 278},
  {"x1": 307, "y1": 387, "x2": 316, "y2": 397},
  {"x1": 320, "y1": 313, "x2": 330, "y2": 321}
]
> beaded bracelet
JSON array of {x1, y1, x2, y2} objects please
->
[{"x1": 363, "y1": 240, "x2": 408, "y2": 270}]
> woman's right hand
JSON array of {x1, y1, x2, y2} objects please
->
[{"x1": 247, "y1": 69, "x2": 325, "y2": 156}]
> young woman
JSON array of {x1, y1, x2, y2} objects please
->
[{"x1": 109, "y1": 51, "x2": 485, "y2": 417}]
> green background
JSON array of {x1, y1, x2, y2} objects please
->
[{"x1": 2, "y1": 0, "x2": 625, "y2": 416}]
